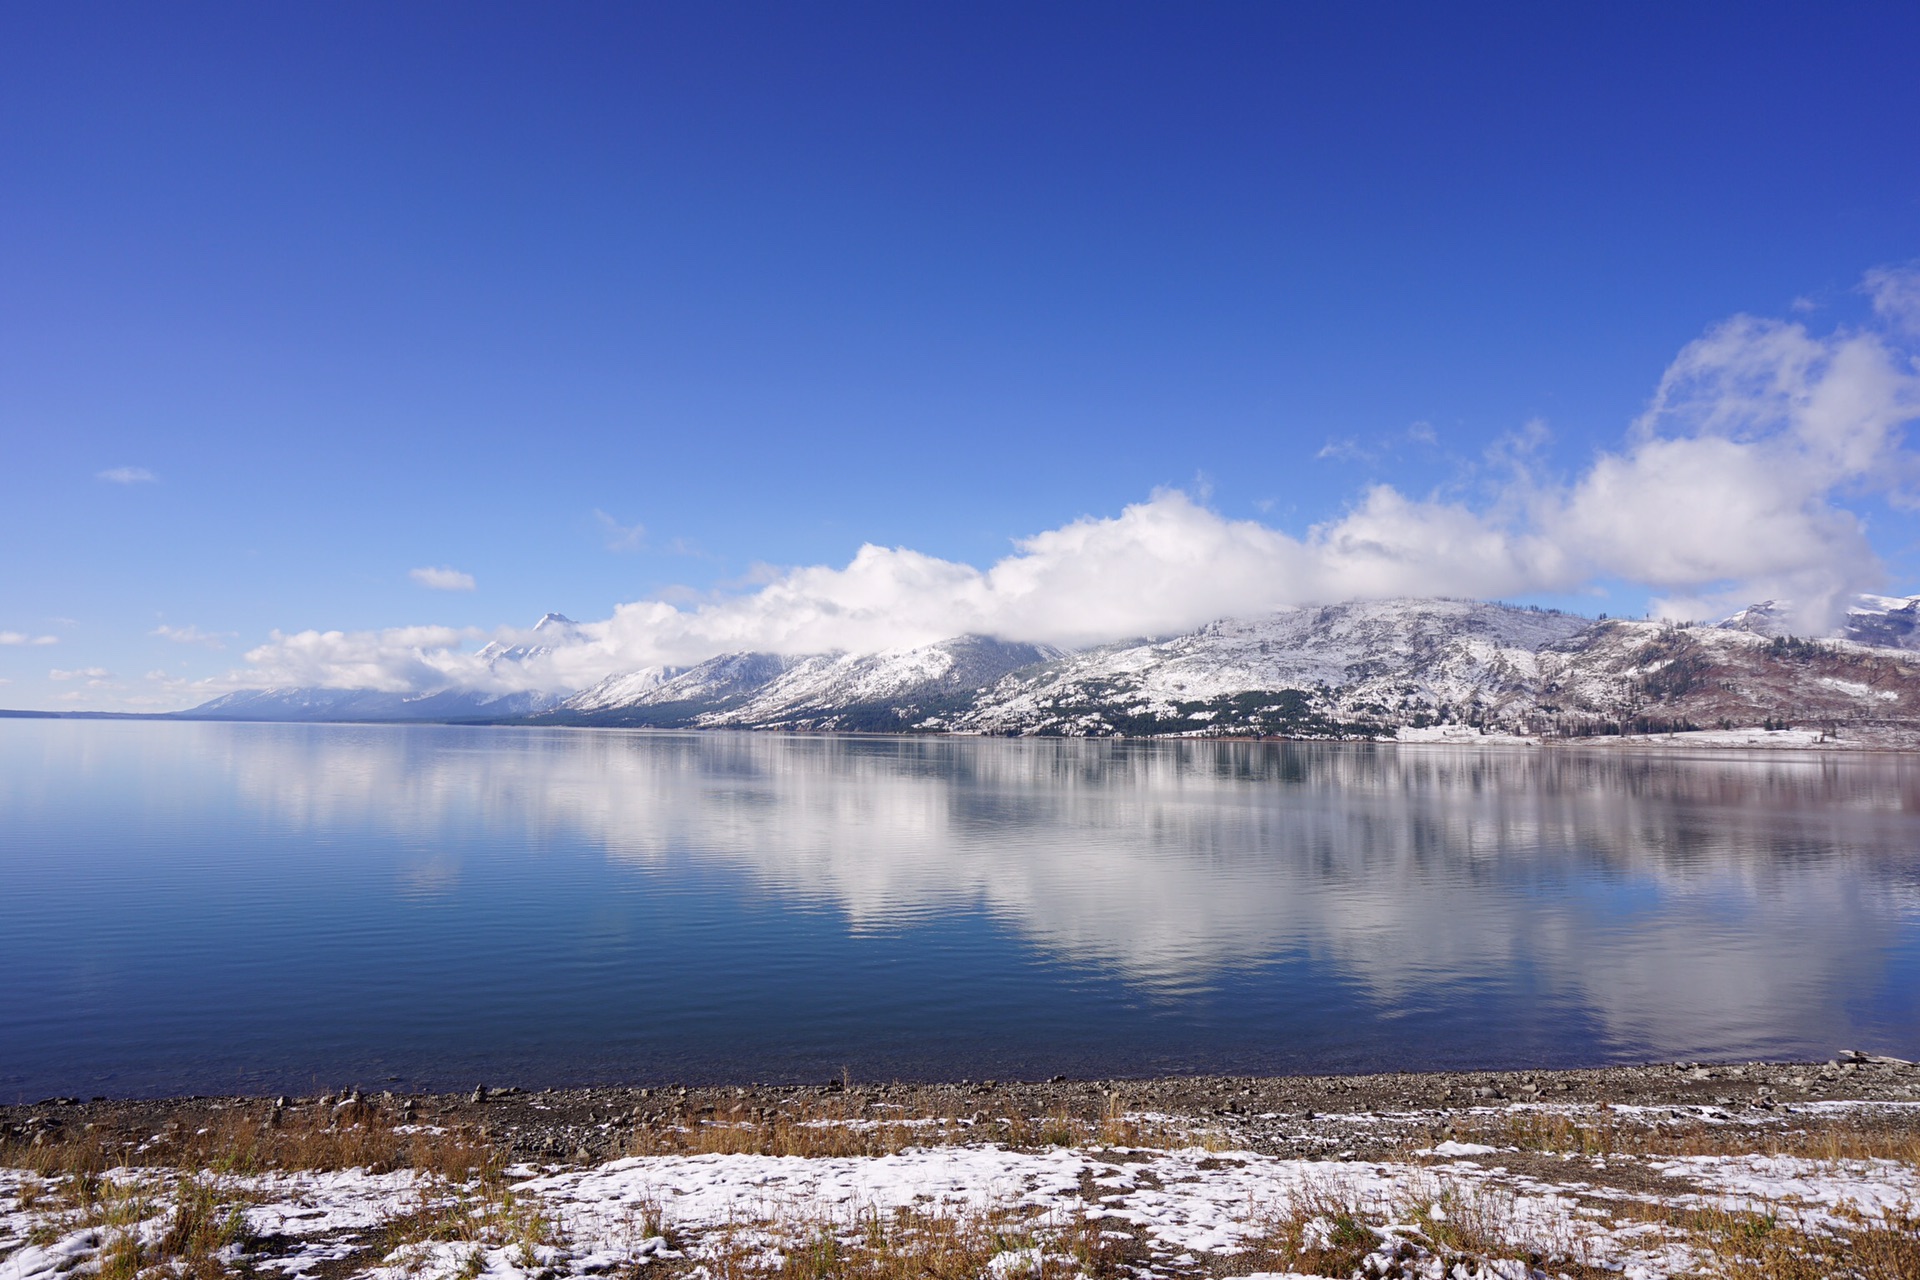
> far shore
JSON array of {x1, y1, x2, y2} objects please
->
[{"x1": 10, "y1": 708, "x2": 1920, "y2": 753}]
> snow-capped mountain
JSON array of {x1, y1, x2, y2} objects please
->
[
  {"x1": 558, "y1": 651, "x2": 800, "y2": 722},
  {"x1": 545, "y1": 636, "x2": 1058, "y2": 730},
  {"x1": 947, "y1": 600, "x2": 1589, "y2": 736},
  {"x1": 178, "y1": 594, "x2": 1920, "y2": 738},
  {"x1": 537, "y1": 597, "x2": 1920, "y2": 737},
  {"x1": 946, "y1": 601, "x2": 1920, "y2": 738},
  {"x1": 474, "y1": 612, "x2": 582, "y2": 667}
]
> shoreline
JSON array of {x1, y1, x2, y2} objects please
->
[
  {"x1": 8, "y1": 1058, "x2": 1918, "y2": 1280},
  {"x1": 11, "y1": 1056, "x2": 1917, "y2": 1167},
  {"x1": 14, "y1": 711, "x2": 1920, "y2": 753}
]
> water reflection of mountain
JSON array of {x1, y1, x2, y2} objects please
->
[{"x1": 196, "y1": 724, "x2": 1920, "y2": 1056}]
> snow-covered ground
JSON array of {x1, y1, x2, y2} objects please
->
[
  {"x1": 6, "y1": 1103, "x2": 1916, "y2": 1280},
  {"x1": 1392, "y1": 725, "x2": 1540, "y2": 746}
]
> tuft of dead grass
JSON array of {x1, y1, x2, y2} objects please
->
[
  {"x1": 1603, "y1": 1198, "x2": 1920, "y2": 1280},
  {"x1": 1243, "y1": 1175, "x2": 1621, "y2": 1280},
  {"x1": 1457, "y1": 1107, "x2": 1920, "y2": 1168},
  {"x1": 620, "y1": 1094, "x2": 1215, "y2": 1160},
  {"x1": 377, "y1": 1177, "x2": 563, "y2": 1264},
  {"x1": 691, "y1": 1203, "x2": 1133, "y2": 1280},
  {"x1": 17, "y1": 1172, "x2": 254, "y2": 1280},
  {"x1": 0, "y1": 1102, "x2": 501, "y2": 1181}
]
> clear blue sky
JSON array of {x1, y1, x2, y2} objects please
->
[{"x1": 5, "y1": 3, "x2": 1919, "y2": 709}]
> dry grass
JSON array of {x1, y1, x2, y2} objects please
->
[
  {"x1": 377, "y1": 1178, "x2": 563, "y2": 1266},
  {"x1": 1, "y1": 1101, "x2": 501, "y2": 1182},
  {"x1": 11, "y1": 1094, "x2": 1916, "y2": 1280},
  {"x1": 16, "y1": 1173, "x2": 254, "y2": 1280},
  {"x1": 621, "y1": 1094, "x2": 1215, "y2": 1159},
  {"x1": 1241, "y1": 1176, "x2": 1624, "y2": 1280},
  {"x1": 1597, "y1": 1197, "x2": 1920, "y2": 1280},
  {"x1": 1456, "y1": 1107, "x2": 1920, "y2": 1167},
  {"x1": 690, "y1": 1204, "x2": 1134, "y2": 1280}
]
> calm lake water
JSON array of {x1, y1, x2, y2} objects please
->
[{"x1": 4, "y1": 719, "x2": 1919, "y2": 1100}]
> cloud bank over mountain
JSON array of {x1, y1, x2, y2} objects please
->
[{"x1": 234, "y1": 271, "x2": 1920, "y2": 696}]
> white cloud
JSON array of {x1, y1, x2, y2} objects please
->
[
  {"x1": 96, "y1": 466, "x2": 157, "y2": 484},
  {"x1": 230, "y1": 267, "x2": 1920, "y2": 695},
  {"x1": 593, "y1": 509, "x2": 647, "y2": 552},
  {"x1": 409, "y1": 565, "x2": 477, "y2": 591},
  {"x1": 242, "y1": 625, "x2": 480, "y2": 692},
  {"x1": 1863, "y1": 262, "x2": 1920, "y2": 334},
  {"x1": 1315, "y1": 437, "x2": 1369, "y2": 462},
  {"x1": 50, "y1": 667, "x2": 112, "y2": 685},
  {"x1": 151, "y1": 623, "x2": 231, "y2": 649},
  {"x1": 0, "y1": 631, "x2": 58, "y2": 646}
]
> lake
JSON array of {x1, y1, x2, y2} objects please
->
[{"x1": 3, "y1": 719, "x2": 1918, "y2": 1100}]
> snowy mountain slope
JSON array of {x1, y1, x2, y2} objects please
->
[
  {"x1": 546, "y1": 652, "x2": 804, "y2": 725},
  {"x1": 696, "y1": 636, "x2": 1061, "y2": 731},
  {"x1": 950, "y1": 599, "x2": 1592, "y2": 736},
  {"x1": 559, "y1": 664, "x2": 683, "y2": 712},
  {"x1": 1842, "y1": 594, "x2": 1920, "y2": 650},
  {"x1": 1533, "y1": 618, "x2": 1920, "y2": 732}
]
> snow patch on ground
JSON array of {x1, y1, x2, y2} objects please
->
[
  {"x1": 6, "y1": 1106, "x2": 1919, "y2": 1280},
  {"x1": 1392, "y1": 725, "x2": 1539, "y2": 745}
]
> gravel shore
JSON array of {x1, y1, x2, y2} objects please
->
[{"x1": 10, "y1": 1054, "x2": 1917, "y2": 1166}]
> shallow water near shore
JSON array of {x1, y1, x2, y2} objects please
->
[{"x1": 3, "y1": 718, "x2": 1918, "y2": 1099}]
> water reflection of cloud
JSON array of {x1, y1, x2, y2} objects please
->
[{"x1": 189, "y1": 724, "x2": 1920, "y2": 1055}]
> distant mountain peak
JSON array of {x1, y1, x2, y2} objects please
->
[
  {"x1": 1717, "y1": 600, "x2": 1789, "y2": 635},
  {"x1": 475, "y1": 612, "x2": 583, "y2": 667}
]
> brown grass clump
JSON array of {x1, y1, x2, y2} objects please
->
[
  {"x1": 1, "y1": 1101, "x2": 500, "y2": 1181},
  {"x1": 152, "y1": 1177, "x2": 254, "y2": 1280},
  {"x1": 377, "y1": 1178, "x2": 562, "y2": 1264},
  {"x1": 18, "y1": 1173, "x2": 253, "y2": 1280},
  {"x1": 693, "y1": 1205, "x2": 1132, "y2": 1280},
  {"x1": 1460, "y1": 1107, "x2": 1920, "y2": 1168},
  {"x1": 624, "y1": 1098, "x2": 972, "y2": 1159},
  {"x1": 1254, "y1": 1188, "x2": 1380, "y2": 1279},
  {"x1": 624, "y1": 1093, "x2": 1216, "y2": 1160},
  {"x1": 1603, "y1": 1198, "x2": 1920, "y2": 1280},
  {"x1": 1242, "y1": 1178, "x2": 1621, "y2": 1280}
]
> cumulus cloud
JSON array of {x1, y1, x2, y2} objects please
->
[
  {"x1": 0, "y1": 631, "x2": 59, "y2": 646},
  {"x1": 229, "y1": 268, "x2": 1920, "y2": 695},
  {"x1": 409, "y1": 566, "x2": 477, "y2": 591},
  {"x1": 242, "y1": 625, "x2": 480, "y2": 692},
  {"x1": 96, "y1": 466, "x2": 157, "y2": 484},
  {"x1": 50, "y1": 667, "x2": 112, "y2": 684}
]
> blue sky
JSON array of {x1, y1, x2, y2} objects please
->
[{"x1": 4, "y1": 3, "x2": 1919, "y2": 709}]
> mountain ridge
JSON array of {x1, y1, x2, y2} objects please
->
[{"x1": 167, "y1": 594, "x2": 1920, "y2": 741}]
